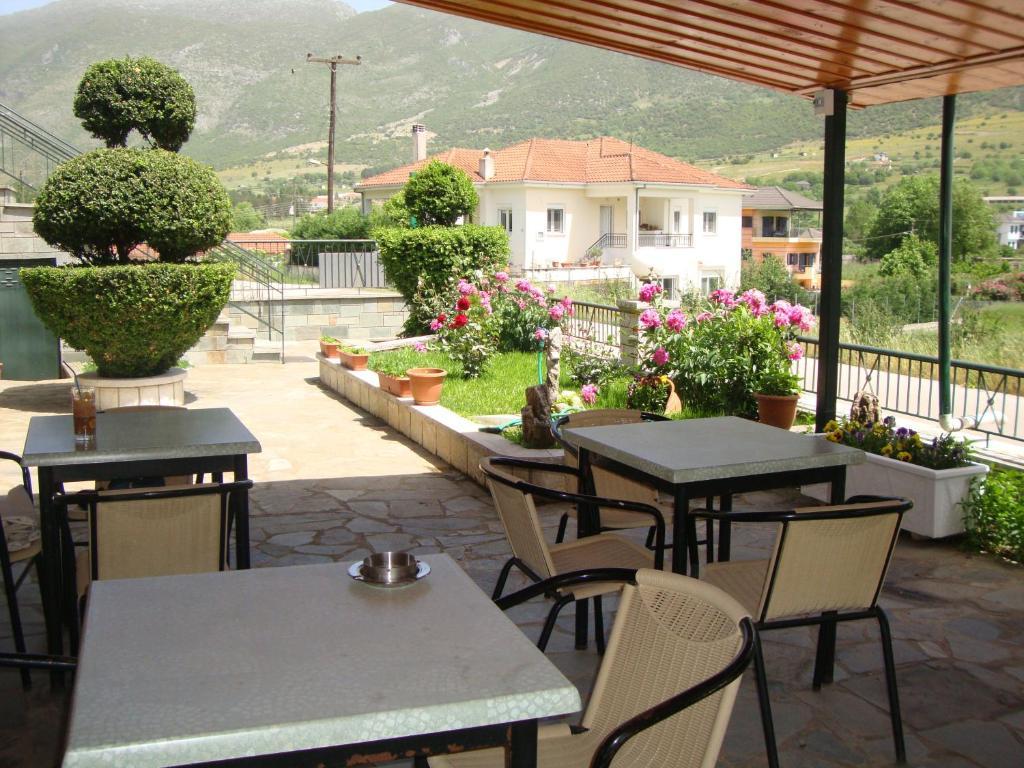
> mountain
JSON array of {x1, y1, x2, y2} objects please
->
[{"x1": 1, "y1": 0, "x2": 1022, "y2": 170}]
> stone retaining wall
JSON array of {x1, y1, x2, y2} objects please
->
[
  {"x1": 319, "y1": 355, "x2": 563, "y2": 487},
  {"x1": 229, "y1": 291, "x2": 408, "y2": 341}
]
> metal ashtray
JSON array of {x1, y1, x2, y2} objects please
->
[{"x1": 348, "y1": 551, "x2": 430, "y2": 587}]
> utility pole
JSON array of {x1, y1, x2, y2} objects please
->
[{"x1": 306, "y1": 53, "x2": 361, "y2": 213}]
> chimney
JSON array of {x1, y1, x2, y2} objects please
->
[
  {"x1": 411, "y1": 124, "x2": 427, "y2": 162},
  {"x1": 478, "y1": 148, "x2": 494, "y2": 181}
]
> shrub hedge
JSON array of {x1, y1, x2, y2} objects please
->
[
  {"x1": 375, "y1": 224, "x2": 509, "y2": 333},
  {"x1": 964, "y1": 468, "x2": 1024, "y2": 564},
  {"x1": 20, "y1": 263, "x2": 235, "y2": 378},
  {"x1": 32, "y1": 148, "x2": 232, "y2": 265}
]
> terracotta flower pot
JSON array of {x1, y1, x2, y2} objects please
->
[
  {"x1": 377, "y1": 372, "x2": 412, "y2": 398},
  {"x1": 340, "y1": 350, "x2": 369, "y2": 371},
  {"x1": 319, "y1": 340, "x2": 340, "y2": 359},
  {"x1": 755, "y1": 392, "x2": 799, "y2": 429},
  {"x1": 406, "y1": 367, "x2": 447, "y2": 405},
  {"x1": 664, "y1": 378, "x2": 682, "y2": 415}
]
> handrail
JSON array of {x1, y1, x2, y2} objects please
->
[
  {"x1": 0, "y1": 101, "x2": 80, "y2": 194},
  {"x1": 206, "y1": 240, "x2": 285, "y2": 360}
]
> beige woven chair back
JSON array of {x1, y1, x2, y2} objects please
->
[
  {"x1": 91, "y1": 491, "x2": 224, "y2": 581},
  {"x1": 583, "y1": 569, "x2": 749, "y2": 768},
  {"x1": 482, "y1": 461, "x2": 556, "y2": 580},
  {"x1": 561, "y1": 409, "x2": 645, "y2": 470},
  {"x1": 759, "y1": 500, "x2": 903, "y2": 621}
]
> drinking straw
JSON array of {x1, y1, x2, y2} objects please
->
[{"x1": 62, "y1": 360, "x2": 82, "y2": 394}]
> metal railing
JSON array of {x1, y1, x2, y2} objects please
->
[
  {"x1": 796, "y1": 337, "x2": 1023, "y2": 443},
  {"x1": 589, "y1": 232, "x2": 627, "y2": 250},
  {"x1": 0, "y1": 101, "x2": 80, "y2": 193},
  {"x1": 230, "y1": 239, "x2": 388, "y2": 290},
  {"x1": 564, "y1": 301, "x2": 621, "y2": 351},
  {"x1": 637, "y1": 233, "x2": 692, "y2": 248},
  {"x1": 206, "y1": 241, "x2": 285, "y2": 356}
]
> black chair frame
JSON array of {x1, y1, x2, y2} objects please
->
[
  {"x1": 0, "y1": 450, "x2": 42, "y2": 689},
  {"x1": 494, "y1": 568, "x2": 756, "y2": 768},
  {"x1": 692, "y1": 495, "x2": 913, "y2": 768},
  {"x1": 483, "y1": 457, "x2": 665, "y2": 654}
]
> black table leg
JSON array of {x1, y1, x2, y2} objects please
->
[
  {"x1": 232, "y1": 455, "x2": 251, "y2": 569},
  {"x1": 718, "y1": 494, "x2": 733, "y2": 562},
  {"x1": 507, "y1": 719, "x2": 538, "y2": 768},
  {"x1": 36, "y1": 468, "x2": 65, "y2": 687},
  {"x1": 829, "y1": 466, "x2": 847, "y2": 504},
  {"x1": 672, "y1": 486, "x2": 691, "y2": 575}
]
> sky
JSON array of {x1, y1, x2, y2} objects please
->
[{"x1": 0, "y1": 0, "x2": 392, "y2": 14}]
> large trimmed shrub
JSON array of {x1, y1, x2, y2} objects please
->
[
  {"x1": 403, "y1": 161, "x2": 479, "y2": 226},
  {"x1": 375, "y1": 224, "x2": 509, "y2": 333},
  {"x1": 20, "y1": 263, "x2": 235, "y2": 377},
  {"x1": 33, "y1": 148, "x2": 232, "y2": 265},
  {"x1": 74, "y1": 56, "x2": 196, "y2": 151}
]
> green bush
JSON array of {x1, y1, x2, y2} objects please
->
[
  {"x1": 375, "y1": 224, "x2": 509, "y2": 333},
  {"x1": 20, "y1": 263, "x2": 235, "y2": 377},
  {"x1": 403, "y1": 161, "x2": 479, "y2": 226},
  {"x1": 964, "y1": 469, "x2": 1024, "y2": 564},
  {"x1": 290, "y1": 206, "x2": 368, "y2": 240},
  {"x1": 230, "y1": 202, "x2": 266, "y2": 232},
  {"x1": 74, "y1": 57, "x2": 196, "y2": 151},
  {"x1": 33, "y1": 148, "x2": 232, "y2": 265}
]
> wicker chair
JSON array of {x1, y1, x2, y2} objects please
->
[
  {"x1": 53, "y1": 481, "x2": 252, "y2": 648},
  {"x1": 697, "y1": 496, "x2": 914, "y2": 768},
  {"x1": 482, "y1": 456, "x2": 665, "y2": 654},
  {"x1": 427, "y1": 568, "x2": 755, "y2": 768},
  {"x1": 0, "y1": 451, "x2": 42, "y2": 689},
  {"x1": 552, "y1": 410, "x2": 719, "y2": 565}
]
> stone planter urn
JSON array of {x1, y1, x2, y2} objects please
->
[
  {"x1": 805, "y1": 452, "x2": 989, "y2": 538},
  {"x1": 80, "y1": 367, "x2": 188, "y2": 409}
]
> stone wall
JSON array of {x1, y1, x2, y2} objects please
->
[
  {"x1": 0, "y1": 191, "x2": 63, "y2": 261},
  {"x1": 227, "y1": 290, "x2": 409, "y2": 341}
]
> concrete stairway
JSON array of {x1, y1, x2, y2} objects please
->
[{"x1": 190, "y1": 313, "x2": 281, "y2": 365}]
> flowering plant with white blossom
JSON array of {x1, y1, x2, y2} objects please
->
[{"x1": 634, "y1": 283, "x2": 815, "y2": 418}]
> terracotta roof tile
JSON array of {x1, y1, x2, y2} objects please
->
[{"x1": 356, "y1": 136, "x2": 750, "y2": 190}]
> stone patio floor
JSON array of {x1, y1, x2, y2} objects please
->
[{"x1": 1, "y1": 345, "x2": 1022, "y2": 768}]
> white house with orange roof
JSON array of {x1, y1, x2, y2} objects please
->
[{"x1": 356, "y1": 129, "x2": 750, "y2": 295}]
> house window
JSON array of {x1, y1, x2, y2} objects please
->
[
  {"x1": 787, "y1": 252, "x2": 815, "y2": 269},
  {"x1": 498, "y1": 208, "x2": 513, "y2": 234},
  {"x1": 546, "y1": 207, "x2": 564, "y2": 234},
  {"x1": 700, "y1": 273, "x2": 723, "y2": 295},
  {"x1": 787, "y1": 253, "x2": 799, "y2": 266},
  {"x1": 762, "y1": 216, "x2": 789, "y2": 237},
  {"x1": 702, "y1": 211, "x2": 717, "y2": 234},
  {"x1": 741, "y1": 216, "x2": 753, "y2": 228}
]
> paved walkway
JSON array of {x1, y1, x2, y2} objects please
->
[{"x1": 1, "y1": 347, "x2": 1022, "y2": 767}]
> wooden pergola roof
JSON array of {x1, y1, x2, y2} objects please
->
[{"x1": 394, "y1": 0, "x2": 1024, "y2": 107}]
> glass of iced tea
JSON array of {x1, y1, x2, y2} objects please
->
[{"x1": 71, "y1": 386, "x2": 97, "y2": 444}]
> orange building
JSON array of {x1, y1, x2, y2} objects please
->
[{"x1": 742, "y1": 187, "x2": 823, "y2": 290}]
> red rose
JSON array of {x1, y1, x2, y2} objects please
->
[
  {"x1": 453, "y1": 313, "x2": 469, "y2": 328},
  {"x1": 456, "y1": 296, "x2": 471, "y2": 311},
  {"x1": 437, "y1": 313, "x2": 447, "y2": 323}
]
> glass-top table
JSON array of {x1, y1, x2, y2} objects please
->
[
  {"x1": 565, "y1": 416, "x2": 864, "y2": 574},
  {"x1": 21, "y1": 407, "x2": 261, "y2": 665},
  {"x1": 62, "y1": 554, "x2": 580, "y2": 768}
]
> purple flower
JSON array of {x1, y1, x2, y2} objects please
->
[
  {"x1": 773, "y1": 310, "x2": 792, "y2": 328},
  {"x1": 695, "y1": 311, "x2": 714, "y2": 323},
  {"x1": 638, "y1": 282, "x2": 663, "y2": 303},
  {"x1": 740, "y1": 289, "x2": 767, "y2": 316},
  {"x1": 457, "y1": 279, "x2": 475, "y2": 296},
  {"x1": 429, "y1": 318, "x2": 443, "y2": 331},
  {"x1": 581, "y1": 383, "x2": 598, "y2": 405},
  {"x1": 515, "y1": 279, "x2": 532, "y2": 293},
  {"x1": 639, "y1": 308, "x2": 661, "y2": 329},
  {"x1": 895, "y1": 427, "x2": 909, "y2": 438},
  {"x1": 413, "y1": 341, "x2": 427, "y2": 352},
  {"x1": 666, "y1": 309, "x2": 687, "y2": 332},
  {"x1": 652, "y1": 347, "x2": 670, "y2": 366}
]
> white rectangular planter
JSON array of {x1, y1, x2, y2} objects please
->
[{"x1": 804, "y1": 453, "x2": 989, "y2": 539}]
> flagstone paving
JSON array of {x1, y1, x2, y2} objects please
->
[{"x1": 1, "y1": 346, "x2": 1021, "y2": 767}]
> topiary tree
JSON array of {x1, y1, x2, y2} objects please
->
[
  {"x1": 33, "y1": 148, "x2": 232, "y2": 265},
  {"x1": 402, "y1": 160, "x2": 479, "y2": 226},
  {"x1": 74, "y1": 56, "x2": 196, "y2": 151}
]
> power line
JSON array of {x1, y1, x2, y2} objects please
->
[{"x1": 303, "y1": 53, "x2": 361, "y2": 213}]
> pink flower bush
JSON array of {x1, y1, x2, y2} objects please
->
[
  {"x1": 413, "y1": 341, "x2": 427, "y2": 353},
  {"x1": 695, "y1": 311, "x2": 714, "y2": 323},
  {"x1": 788, "y1": 342, "x2": 804, "y2": 361},
  {"x1": 548, "y1": 303, "x2": 565, "y2": 321},
  {"x1": 665, "y1": 308, "x2": 687, "y2": 332},
  {"x1": 639, "y1": 308, "x2": 661, "y2": 329},
  {"x1": 652, "y1": 347, "x2": 670, "y2": 366},
  {"x1": 638, "y1": 282, "x2": 663, "y2": 303},
  {"x1": 709, "y1": 288, "x2": 738, "y2": 308},
  {"x1": 457, "y1": 279, "x2": 475, "y2": 296},
  {"x1": 494, "y1": 271, "x2": 509, "y2": 283},
  {"x1": 581, "y1": 383, "x2": 598, "y2": 405}
]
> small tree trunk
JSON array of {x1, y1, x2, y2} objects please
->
[{"x1": 521, "y1": 384, "x2": 554, "y2": 448}]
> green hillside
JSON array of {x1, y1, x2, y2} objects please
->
[{"x1": 1, "y1": 0, "x2": 1021, "y2": 174}]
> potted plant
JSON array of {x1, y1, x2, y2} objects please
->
[
  {"x1": 753, "y1": 363, "x2": 801, "y2": 429},
  {"x1": 319, "y1": 335, "x2": 341, "y2": 359},
  {"x1": 406, "y1": 367, "x2": 447, "y2": 405},
  {"x1": 21, "y1": 57, "x2": 233, "y2": 405},
  {"x1": 811, "y1": 416, "x2": 988, "y2": 538},
  {"x1": 369, "y1": 353, "x2": 413, "y2": 397},
  {"x1": 338, "y1": 343, "x2": 369, "y2": 371}
]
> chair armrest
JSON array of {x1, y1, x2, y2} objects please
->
[
  {"x1": 0, "y1": 450, "x2": 32, "y2": 501},
  {"x1": 690, "y1": 495, "x2": 911, "y2": 523},
  {"x1": 487, "y1": 456, "x2": 581, "y2": 477},
  {"x1": 0, "y1": 652, "x2": 77, "y2": 673},
  {"x1": 494, "y1": 568, "x2": 639, "y2": 611},
  {"x1": 590, "y1": 618, "x2": 756, "y2": 768}
]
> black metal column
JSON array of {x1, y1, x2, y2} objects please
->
[
  {"x1": 939, "y1": 94, "x2": 956, "y2": 417},
  {"x1": 815, "y1": 89, "x2": 848, "y2": 433}
]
